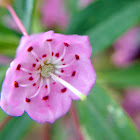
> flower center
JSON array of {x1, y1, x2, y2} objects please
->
[{"x1": 41, "y1": 64, "x2": 55, "y2": 78}]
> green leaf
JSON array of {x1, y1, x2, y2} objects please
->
[
  {"x1": 13, "y1": 0, "x2": 36, "y2": 34},
  {"x1": 0, "y1": 65, "x2": 8, "y2": 91},
  {"x1": 97, "y1": 64, "x2": 140, "y2": 88},
  {"x1": 76, "y1": 84, "x2": 140, "y2": 140},
  {"x1": 67, "y1": 0, "x2": 140, "y2": 54},
  {"x1": 0, "y1": 114, "x2": 33, "y2": 140}
]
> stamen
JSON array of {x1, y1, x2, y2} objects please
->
[
  {"x1": 32, "y1": 64, "x2": 36, "y2": 67},
  {"x1": 72, "y1": 71, "x2": 76, "y2": 77},
  {"x1": 16, "y1": 64, "x2": 21, "y2": 70},
  {"x1": 25, "y1": 98, "x2": 31, "y2": 103},
  {"x1": 53, "y1": 47, "x2": 66, "y2": 64},
  {"x1": 14, "y1": 81, "x2": 19, "y2": 88},
  {"x1": 64, "y1": 42, "x2": 69, "y2": 47},
  {"x1": 19, "y1": 75, "x2": 40, "y2": 87},
  {"x1": 27, "y1": 47, "x2": 33, "y2": 52},
  {"x1": 61, "y1": 88, "x2": 67, "y2": 93},
  {"x1": 55, "y1": 60, "x2": 75, "y2": 69},
  {"x1": 46, "y1": 39, "x2": 52, "y2": 42},
  {"x1": 50, "y1": 73, "x2": 86, "y2": 100},
  {"x1": 47, "y1": 41, "x2": 52, "y2": 63},
  {"x1": 75, "y1": 54, "x2": 80, "y2": 60},
  {"x1": 20, "y1": 67, "x2": 41, "y2": 74},
  {"x1": 55, "y1": 70, "x2": 70, "y2": 76},
  {"x1": 29, "y1": 77, "x2": 44, "y2": 98},
  {"x1": 31, "y1": 51, "x2": 41, "y2": 61},
  {"x1": 55, "y1": 53, "x2": 59, "y2": 58},
  {"x1": 43, "y1": 96, "x2": 49, "y2": 100},
  {"x1": 46, "y1": 79, "x2": 50, "y2": 94},
  {"x1": 29, "y1": 77, "x2": 33, "y2": 81}
]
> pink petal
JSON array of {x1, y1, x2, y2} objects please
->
[{"x1": 25, "y1": 84, "x2": 72, "y2": 123}]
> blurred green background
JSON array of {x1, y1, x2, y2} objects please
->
[{"x1": 0, "y1": 0, "x2": 140, "y2": 139}]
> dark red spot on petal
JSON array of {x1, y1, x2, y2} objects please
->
[
  {"x1": 14, "y1": 81, "x2": 19, "y2": 88},
  {"x1": 29, "y1": 77, "x2": 33, "y2": 81},
  {"x1": 33, "y1": 83, "x2": 36, "y2": 86},
  {"x1": 53, "y1": 82, "x2": 56, "y2": 85},
  {"x1": 32, "y1": 64, "x2": 36, "y2": 67},
  {"x1": 52, "y1": 52, "x2": 54, "y2": 56},
  {"x1": 45, "y1": 85, "x2": 48, "y2": 88},
  {"x1": 63, "y1": 64, "x2": 65, "y2": 65},
  {"x1": 75, "y1": 54, "x2": 79, "y2": 60},
  {"x1": 16, "y1": 64, "x2": 21, "y2": 70},
  {"x1": 36, "y1": 59, "x2": 39, "y2": 62},
  {"x1": 64, "y1": 42, "x2": 69, "y2": 47},
  {"x1": 61, "y1": 88, "x2": 67, "y2": 93},
  {"x1": 27, "y1": 46, "x2": 33, "y2": 52},
  {"x1": 29, "y1": 73, "x2": 32, "y2": 75},
  {"x1": 43, "y1": 96, "x2": 49, "y2": 100},
  {"x1": 55, "y1": 53, "x2": 59, "y2": 57},
  {"x1": 61, "y1": 58, "x2": 64, "y2": 61},
  {"x1": 61, "y1": 70, "x2": 64, "y2": 73},
  {"x1": 72, "y1": 71, "x2": 76, "y2": 77},
  {"x1": 25, "y1": 98, "x2": 31, "y2": 103},
  {"x1": 46, "y1": 39, "x2": 52, "y2": 42},
  {"x1": 42, "y1": 54, "x2": 47, "y2": 58}
]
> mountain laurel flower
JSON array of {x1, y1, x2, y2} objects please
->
[
  {"x1": 0, "y1": 31, "x2": 96, "y2": 123},
  {"x1": 112, "y1": 27, "x2": 140, "y2": 67},
  {"x1": 41, "y1": 0, "x2": 69, "y2": 29}
]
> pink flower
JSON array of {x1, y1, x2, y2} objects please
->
[
  {"x1": 78, "y1": 0, "x2": 94, "y2": 9},
  {"x1": 122, "y1": 89, "x2": 140, "y2": 131},
  {"x1": 41, "y1": 0, "x2": 69, "y2": 29},
  {"x1": 0, "y1": 31, "x2": 96, "y2": 123},
  {"x1": 112, "y1": 27, "x2": 140, "y2": 67}
]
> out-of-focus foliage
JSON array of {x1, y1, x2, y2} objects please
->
[
  {"x1": 67, "y1": 0, "x2": 140, "y2": 54},
  {"x1": 97, "y1": 64, "x2": 140, "y2": 88},
  {"x1": 77, "y1": 84, "x2": 140, "y2": 140},
  {"x1": 0, "y1": 0, "x2": 140, "y2": 139}
]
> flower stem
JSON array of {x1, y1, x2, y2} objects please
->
[
  {"x1": 7, "y1": 5, "x2": 29, "y2": 36},
  {"x1": 41, "y1": 123, "x2": 51, "y2": 140},
  {"x1": 0, "y1": 116, "x2": 12, "y2": 131},
  {"x1": 70, "y1": 104, "x2": 84, "y2": 140}
]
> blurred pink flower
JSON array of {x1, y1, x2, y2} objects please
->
[
  {"x1": 122, "y1": 89, "x2": 140, "y2": 131},
  {"x1": 41, "y1": 0, "x2": 69, "y2": 29},
  {"x1": 78, "y1": 0, "x2": 94, "y2": 9},
  {"x1": 0, "y1": 55, "x2": 13, "y2": 65},
  {"x1": 0, "y1": 31, "x2": 96, "y2": 123},
  {"x1": 112, "y1": 27, "x2": 140, "y2": 67},
  {"x1": 2, "y1": 16, "x2": 20, "y2": 32},
  {"x1": 41, "y1": 0, "x2": 94, "y2": 29}
]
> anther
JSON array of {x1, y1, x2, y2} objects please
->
[
  {"x1": 32, "y1": 64, "x2": 36, "y2": 67},
  {"x1": 72, "y1": 71, "x2": 76, "y2": 77},
  {"x1": 61, "y1": 88, "x2": 67, "y2": 93},
  {"x1": 43, "y1": 96, "x2": 49, "y2": 100},
  {"x1": 29, "y1": 77, "x2": 33, "y2": 81},
  {"x1": 33, "y1": 83, "x2": 36, "y2": 86},
  {"x1": 75, "y1": 54, "x2": 79, "y2": 60},
  {"x1": 25, "y1": 98, "x2": 31, "y2": 103},
  {"x1": 55, "y1": 53, "x2": 59, "y2": 57},
  {"x1": 16, "y1": 64, "x2": 21, "y2": 70},
  {"x1": 14, "y1": 81, "x2": 19, "y2": 88},
  {"x1": 46, "y1": 39, "x2": 52, "y2": 42},
  {"x1": 27, "y1": 46, "x2": 33, "y2": 52},
  {"x1": 64, "y1": 42, "x2": 69, "y2": 47},
  {"x1": 42, "y1": 54, "x2": 47, "y2": 58}
]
